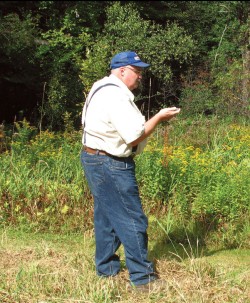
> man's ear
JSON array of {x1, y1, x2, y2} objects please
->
[{"x1": 120, "y1": 67, "x2": 124, "y2": 76}]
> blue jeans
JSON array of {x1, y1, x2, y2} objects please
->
[{"x1": 80, "y1": 151, "x2": 156, "y2": 285}]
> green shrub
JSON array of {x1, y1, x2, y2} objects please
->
[{"x1": 0, "y1": 117, "x2": 249, "y2": 248}]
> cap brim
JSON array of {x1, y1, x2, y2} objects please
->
[{"x1": 131, "y1": 62, "x2": 150, "y2": 68}]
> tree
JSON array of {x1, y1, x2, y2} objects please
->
[
  {"x1": 209, "y1": 1, "x2": 250, "y2": 116},
  {"x1": 35, "y1": 1, "x2": 110, "y2": 130},
  {"x1": 0, "y1": 1, "x2": 110, "y2": 128},
  {"x1": 0, "y1": 12, "x2": 42, "y2": 123},
  {"x1": 1, "y1": 1, "x2": 248, "y2": 127},
  {"x1": 80, "y1": 2, "x2": 196, "y2": 117}
]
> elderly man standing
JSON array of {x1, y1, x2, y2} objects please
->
[{"x1": 81, "y1": 51, "x2": 180, "y2": 291}]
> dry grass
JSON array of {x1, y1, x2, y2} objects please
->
[{"x1": 0, "y1": 228, "x2": 249, "y2": 303}]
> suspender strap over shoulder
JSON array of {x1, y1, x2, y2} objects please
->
[{"x1": 83, "y1": 83, "x2": 119, "y2": 145}]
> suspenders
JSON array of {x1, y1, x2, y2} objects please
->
[
  {"x1": 83, "y1": 83, "x2": 138, "y2": 154},
  {"x1": 83, "y1": 83, "x2": 119, "y2": 145}
]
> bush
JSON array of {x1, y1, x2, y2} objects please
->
[
  {"x1": 0, "y1": 117, "x2": 249, "y2": 248},
  {"x1": 179, "y1": 84, "x2": 218, "y2": 116}
]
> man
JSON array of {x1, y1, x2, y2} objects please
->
[{"x1": 80, "y1": 51, "x2": 180, "y2": 290}]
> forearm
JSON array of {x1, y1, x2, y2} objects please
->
[{"x1": 130, "y1": 107, "x2": 180, "y2": 147}]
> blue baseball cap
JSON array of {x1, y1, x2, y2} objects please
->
[{"x1": 110, "y1": 51, "x2": 150, "y2": 70}]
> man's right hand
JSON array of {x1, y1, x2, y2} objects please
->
[{"x1": 158, "y1": 107, "x2": 181, "y2": 121}]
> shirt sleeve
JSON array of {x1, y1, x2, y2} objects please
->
[
  {"x1": 106, "y1": 88, "x2": 146, "y2": 144},
  {"x1": 136, "y1": 138, "x2": 148, "y2": 154}
]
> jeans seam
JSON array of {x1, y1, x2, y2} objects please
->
[
  {"x1": 112, "y1": 169, "x2": 145, "y2": 265},
  {"x1": 131, "y1": 216, "x2": 145, "y2": 263}
]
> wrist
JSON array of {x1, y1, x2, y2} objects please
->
[{"x1": 155, "y1": 112, "x2": 163, "y2": 123}]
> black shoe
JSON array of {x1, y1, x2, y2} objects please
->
[{"x1": 129, "y1": 278, "x2": 166, "y2": 293}]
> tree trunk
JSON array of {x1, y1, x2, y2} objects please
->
[{"x1": 242, "y1": 15, "x2": 250, "y2": 104}]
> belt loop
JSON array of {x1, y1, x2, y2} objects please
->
[{"x1": 95, "y1": 150, "x2": 100, "y2": 155}]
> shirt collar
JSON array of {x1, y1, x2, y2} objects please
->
[{"x1": 108, "y1": 74, "x2": 135, "y2": 101}]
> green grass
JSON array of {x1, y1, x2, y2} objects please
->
[
  {"x1": 0, "y1": 116, "x2": 249, "y2": 302},
  {"x1": 0, "y1": 227, "x2": 249, "y2": 303}
]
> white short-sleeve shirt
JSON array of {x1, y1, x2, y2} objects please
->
[{"x1": 82, "y1": 74, "x2": 147, "y2": 157}]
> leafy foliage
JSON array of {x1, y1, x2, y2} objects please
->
[
  {"x1": 80, "y1": 2, "x2": 195, "y2": 112},
  {"x1": 0, "y1": 1, "x2": 249, "y2": 127},
  {"x1": 179, "y1": 84, "x2": 218, "y2": 116},
  {"x1": 1, "y1": 117, "x2": 249, "y2": 248},
  {"x1": 0, "y1": 12, "x2": 41, "y2": 122},
  {"x1": 212, "y1": 59, "x2": 250, "y2": 116}
]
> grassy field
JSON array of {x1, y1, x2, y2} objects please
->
[
  {"x1": 0, "y1": 227, "x2": 249, "y2": 303},
  {"x1": 0, "y1": 116, "x2": 249, "y2": 302}
]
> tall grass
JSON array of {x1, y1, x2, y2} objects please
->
[
  {"x1": 0, "y1": 116, "x2": 249, "y2": 248},
  {"x1": 0, "y1": 120, "x2": 92, "y2": 233},
  {"x1": 136, "y1": 116, "x2": 250, "y2": 248}
]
